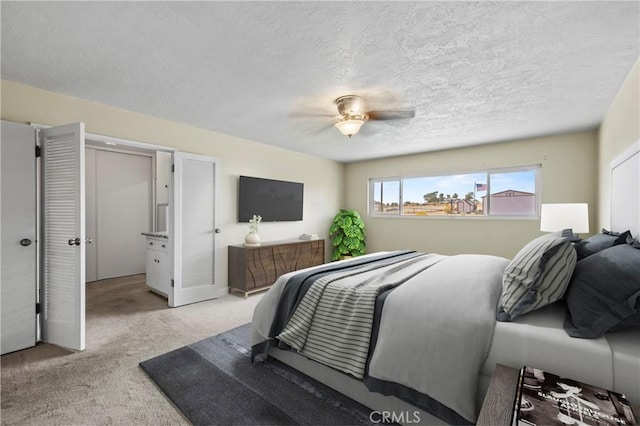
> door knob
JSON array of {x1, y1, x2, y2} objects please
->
[
  {"x1": 68, "y1": 238, "x2": 81, "y2": 246},
  {"x1": 20, "y1": 238, "x2": 32, "y2": 247},
  {"x1": 86, "y1": 238, "x2": 93, "y2": 244}
]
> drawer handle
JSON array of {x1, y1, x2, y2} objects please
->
[
  {"x1": 161, "y1": 244, "x2": 166, "y2": 248},
  {"x1": 149, "y1": 242, "x2": 154, "y2": 246}
]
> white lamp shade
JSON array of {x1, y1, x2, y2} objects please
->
[
  {"x1": 540, "y1": 203, "x2": 589, "y2": 233},
  {"x1": 335, "y1": 119, "x2": 364, "y2": 137}
]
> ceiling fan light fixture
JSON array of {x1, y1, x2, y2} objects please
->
[{"x1": 334, "y1": 119, "x2": 364, "y2": 138}]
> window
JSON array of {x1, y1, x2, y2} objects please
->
[
  {"x1": 371, "y1": 179, "x2": 400, "y2": 214},
  {"x1": 369, "y1": 166, "x2": 540, "y2": 218}
]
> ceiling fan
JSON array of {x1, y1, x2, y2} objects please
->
[{"x1": 293, "y1": 94, "x2": 416, "y2": 138}]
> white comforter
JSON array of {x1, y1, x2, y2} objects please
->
[{"x1": 251, "y1": 252, "x2": 509, "y2": 423}]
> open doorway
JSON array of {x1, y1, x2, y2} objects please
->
[
  {"x1": 84, "y1": 138, "x2": 172, "y2": 295},
  {"x1": 85, "y1": 145, "x2": 151, "y2": 281}
]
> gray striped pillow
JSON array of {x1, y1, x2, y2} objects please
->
[{"x1": 497, "y1": 231, "x2": 577, "y2": 321}]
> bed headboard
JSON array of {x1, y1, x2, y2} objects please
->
[{"x1": 610, "y1": 140, "x2": 640, "y2": 237}]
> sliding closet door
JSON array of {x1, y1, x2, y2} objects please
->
[
  {"x1": 170, "y1": 152, "x2": 219, "y2": 307},
  {"x1": 41, "y1": 123, "x2": 85, "y2": 351},
  {"x1": 1, "y1": 121, "x2": 37, "y2": 355}
]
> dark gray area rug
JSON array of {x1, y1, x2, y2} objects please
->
[{"x1": 139, "y1": 324, "x2": 374, "y2": 425}]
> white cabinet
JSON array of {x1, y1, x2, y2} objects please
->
[
  {"x1": 144, "y1": 235, "x2": 170, "y2": 296},
  {"x1": 154, "y1": 151, "x2": 171, "y2": 233},
  {"x1": 155, "y1": 151, "x2": 171, "y2": 205}
]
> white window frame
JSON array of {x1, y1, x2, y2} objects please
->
[
  {"x1": 368, "y1": 165, "x2": 541, "y2": 219},
  {"x1": 369, "y1": 177, "x2": 403, "y2": 215}
]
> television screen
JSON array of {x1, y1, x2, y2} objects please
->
[{"x1": 238, "y1": 176, "x2": 303, "y2": 222}]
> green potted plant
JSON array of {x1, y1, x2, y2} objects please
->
[{"x1": 329, "y1": 209, "x2": 366, "y2": 261}]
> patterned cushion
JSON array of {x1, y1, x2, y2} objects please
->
[{"x1": 497, "y1": 230, "x2": 577, "y2": 321}]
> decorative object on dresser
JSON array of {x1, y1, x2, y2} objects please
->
[
  {"x1": 243, "y1": 214, "x2": 262, "y2": 247},
  {"x1": 228, "y1": 239, "x2": 324, "y2": 298},
  {"x1": 299, "y1": 233, "x2": 319, "y2": 240},
  {"x1": 142, "y1": 233, "x2": 170, "y2": 297}
]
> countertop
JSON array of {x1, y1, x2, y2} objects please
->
[{"x1": 141, "y1": 232, "x2": 169, "y2": 239}]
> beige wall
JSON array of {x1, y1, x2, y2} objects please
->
[
  {"x1": 598, "y1": 59, "x2": 640, "y2": 231},
  {"x1": 344, "y1": 131, "x2": 598, "y2": 259},
  {"x1": 4, "y1": 57, "x2": 635, "y2": 269},
  {"x1": 1, "y1": 80, "x2": 345, "y2": 290}
]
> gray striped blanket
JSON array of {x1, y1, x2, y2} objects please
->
[{"x1": 276, "y1": 253, "x2": 445, "y2": 378}]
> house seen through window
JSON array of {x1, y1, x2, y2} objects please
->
[{"x1": 370, "y1": 166, "x2": 540, "y2": 217}]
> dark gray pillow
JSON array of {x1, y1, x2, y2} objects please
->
[
  {"x1": 573, "y1": 229, "x2": 631, "y2": 260},
  {"x1": 497, "y1": 229, "x2": 577, "y2": 321},
  {"x1": 564, "y1": 241, "x2": 640, "y2": 338}
]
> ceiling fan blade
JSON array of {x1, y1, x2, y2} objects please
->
[
  {"x1": 310, "y1": 123, "x2": 336, "y2": 136},
  {"x1": 367, "y1": 109, "x2": 416, "y2": 121},
  {"x1": 289, "y1": 111, "x2": 336, "y2": 119},
  {"x1": 292, "y1": 121, "x2": 335, "y2": 136}
]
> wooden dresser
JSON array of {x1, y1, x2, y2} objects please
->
[{"x1": 228, "y1": 239, "x2": 325, "y2": 297}]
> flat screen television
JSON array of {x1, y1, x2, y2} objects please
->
[{"x1": 238, "y1": 176, "x2": 303, "y2": 222}]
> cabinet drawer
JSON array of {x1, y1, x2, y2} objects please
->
[{"x1": 147, "y1": 238, "x2": 168, "y2": 253}]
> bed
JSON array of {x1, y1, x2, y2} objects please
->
[{"x1": 250, "y1": 141, "x2": 640, "y2": 425}]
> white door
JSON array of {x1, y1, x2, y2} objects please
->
[
  {"x1": 95, "y1": 150, "x2": 151, "y2": 279},
  {"x1": 41, "y1": 123, "x2": 86, "y2": 351},
  {"x1": 1, "y1": 121, "x2": 37, "y2": 355},
  {"x1": 85, "y1": 148, "x2": 97, "y2": 282},
  {"x1": 170, "y1": 152, "x2": 219, "y2": 307}
]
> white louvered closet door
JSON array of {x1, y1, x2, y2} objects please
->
[
  {"x1": 1, "y1": 121, "x2": 37, "y2": 355},
  {"x1": 170, "y1": 152, "x2": 218, "y2": 307},
  {"x1": 41, "y1": 123, "x2": 86, "y2": 351}
]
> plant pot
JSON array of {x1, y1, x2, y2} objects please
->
[{"x1": 244, "y1": 232, "x2": 261, "y2": 247}]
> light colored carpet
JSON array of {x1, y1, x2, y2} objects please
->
[{"x1": 1, "y1": 274, "x2": 264, "y2": 425}]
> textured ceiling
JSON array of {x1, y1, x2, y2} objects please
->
[{"x1": 2, "y1": 2, "x2": 639, "y2": 162}]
